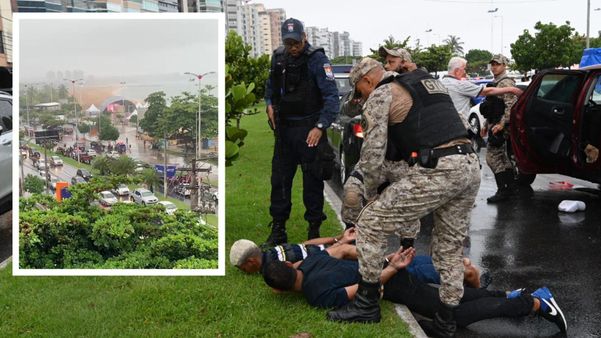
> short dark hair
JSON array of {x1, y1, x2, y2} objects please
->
[{"x1": 262, "y1": 261, "x2": 297, "y2": 291}]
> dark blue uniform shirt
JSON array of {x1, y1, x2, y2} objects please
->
[
  {"x1": 298, "y1": 250, "x2": 360, "y2": 308},
  {"x1": 265, "y1": 43, "x2": 339, "y2": 128}
]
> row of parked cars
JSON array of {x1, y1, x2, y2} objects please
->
[
  {"x1": 328, "y1": 65, "x2": 601, "y2": 188},
  {"x1": 97, "y1": 186, "x2": 177, "y2": 214}
]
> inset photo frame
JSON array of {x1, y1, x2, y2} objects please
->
[{"x1": 12, "y1": 13, "x2": 225, "y2": 276}]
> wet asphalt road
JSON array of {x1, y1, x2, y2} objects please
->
[{"x1": 328, "y1": 152, "x2": 601, "y2": 337}]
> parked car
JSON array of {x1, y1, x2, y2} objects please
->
[
  {"x1": 106, "y1": 150, "x2": 120, "y2": 159},
  {"x1": 510, "y1": 66, "x2": 601, "y2": 185},
  {"x1": 175, "y1": 183, "x2": 191, "y2": 198},
  {"x1": 50, "y1": 155, "x2": 63, "y2": 166},
  {"x1": 38, "y1": 169, "x2": 51, "y2": 181},
  {"x1": 71, "y1": 176, "x2": 87, "y2": 185},
  {"x1": 158, "y1": 200, "x2": 177, "y2": 215},
  {"x1": 130, "y1": 188, "x2": 158, "y2": 205},
  {"x1": 98, "y1": 190, "x2": 119, "y2": 207},
  {"x1": 112, "y1": 183, "x2": 130, "y2": 196},
  {"x1": 36, "y1": 158, "x2": 48, "y2": 170},
  {"x1": 85, "y1": 149, "x2": 97, "y2": 157},
  {"x1": 76, "y1": 168, "x2": 93, "y2": 181}
]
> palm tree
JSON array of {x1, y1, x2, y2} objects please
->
[{"x1": 444, "y1": 35, "x2": 465, "y2": 55}]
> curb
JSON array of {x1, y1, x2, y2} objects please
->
[
  {"x1": 324, "y1": 182, "x2": 427, "y2": 338},
  {"x1": 0, "y1": 256, "x2": 11, "y2": 270}
]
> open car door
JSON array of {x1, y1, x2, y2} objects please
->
[{"x1": 511, "y1": 70, "x2": 586, "y2": 175}]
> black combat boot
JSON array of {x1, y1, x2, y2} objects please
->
[
  {"x1": 400, "y1": 238, "x2": 415, "y2": 249},
  {"x1": 326, "y1": 279, "x2": 381, "y2": 323},
  {"x1": 263, "y1": 220, "x2": 287, "y2": 247},
  {"x1": 419, "y1": 301, "x2": 458, "y2": 338},
  {"x1": 486, "y1": 170, "x2": 516, "y2": 203},
  {"x1": 307, "y1": 221, "x2": 321, "y2": 240}
]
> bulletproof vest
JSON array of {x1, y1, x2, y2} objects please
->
[
  {"x1": 270, "y1": 46, "x2": 324, "y2": 118},
  {"x1": 377, "y1": 70, "x2": 468, "y2": 160},
  {"x1": 479, "y1": 76, "x2": 509, "y2": 122}
]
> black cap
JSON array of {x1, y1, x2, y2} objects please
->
[{"x1": 281, "y1": 18, "x2": 304, "y2": 42}]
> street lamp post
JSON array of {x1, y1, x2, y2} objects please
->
[
  {"x1": 120, "y1": 81, "x2": 126, "y2": 127},
  {"x1": 184, "y1": 71, "x2": 215, "y2": 159},
  {"x1": 64, "y1": 78, "x2": 84, "y2": 162},
  {"x1": 184, "y1": 71, "x2": 215, "y2": 211},
  {"x1": 24, "y1": 84, "x2": 30, "y2": 139},
  {"x1": 488, "y1": 8, "x2": 499, "y2": 52}
]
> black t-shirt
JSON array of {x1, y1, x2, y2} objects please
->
[{"x1": 298, "y1": 250, "x2": 360, "y2": 308}]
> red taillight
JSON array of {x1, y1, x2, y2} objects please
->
[{"x1": 352, "y1": 123, "x2": 364, "y2": 138}]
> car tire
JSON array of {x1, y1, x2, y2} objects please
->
[{"x1": 468, "y1": 115, "x2": 482, "y2": 153}]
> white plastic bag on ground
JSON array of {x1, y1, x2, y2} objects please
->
[{"x1": 558, "y1": 200, "x2": 586, "y2": 213}]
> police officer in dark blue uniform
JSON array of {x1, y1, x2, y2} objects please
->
[{"x1": 264, "y1": 18, "x2": 339, "y2": 246}]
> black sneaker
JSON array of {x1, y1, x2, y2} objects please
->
[{"x1": 532, "y1": 287, "x2": 567, "y2": 333}]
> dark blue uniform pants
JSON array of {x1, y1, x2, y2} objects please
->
[{"x1": 270, "y1": 124, "x2": 326, "y2": 223}]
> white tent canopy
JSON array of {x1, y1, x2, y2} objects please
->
[{"x1": 86, "y1": 104, "x2": 100, "y2": 114}]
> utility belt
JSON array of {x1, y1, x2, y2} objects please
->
[
  {"x1": 279, "y1": 117, "x2": 318, "y2": 128},
  {"x1": 408, "y1": 143, "x2": 475, "y2": 168}
]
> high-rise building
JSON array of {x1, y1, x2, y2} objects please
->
[
  {"x1": 0, "y1": 0, "x2": 12, "y2": 67},
  {"x1": 265, "y1": 8, "x2": 284, "y2": 53},
  {"x1": 352, "y1": 41, "x2": 363, "y2": 57},
  {"x1": 225, "y1": 0, "x2": 238, "y2": 31},
  {"x1": 185, "y1": 0, "x2": 222, "y2": 12}
]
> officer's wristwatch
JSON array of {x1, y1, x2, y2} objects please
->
[{"x1": 315, "y1": 122, "x2": 325, "y2": 131}]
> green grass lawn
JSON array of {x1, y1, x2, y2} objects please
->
[{"x1": 2, "y1": 111, "x2": 410, "y2": 337}]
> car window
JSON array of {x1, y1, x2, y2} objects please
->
[
  {"x1": 335, "y1": 77, "x2": 351, "y2": 95},
  {"x1": 537, "y1": 74, "x2": 581, "y2": 104},
  {"x1": 0, "y1": 99, "x2": 12, "y2": 131}
]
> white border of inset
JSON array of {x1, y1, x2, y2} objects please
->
[{"x1": 12, "y1": 12, "x2": 226, "y2": 276}]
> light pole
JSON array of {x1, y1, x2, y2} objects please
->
[
  {"x1": 120, "y1": 81, "x2": 126, "y2": 127},
  {"x1": 24, "y1": 84, "x2": 30, "y2": 138},
  {"x1": 64, "y1": 78, "x2": 84, "y2": 162},
  {"x1": 184, "y1": 71, "x2": 215, "y2": 211},
  {"x1": 425, "y1": 28, "x2": 432, "y2": 46},
  {"x1": 494, "y1": 15, "x2": 504, "y2": 54},
  {"x1": 184, "y1": 71, "x2": 215, "y2": 159},
  {"x1": 488, "y1": 8, "x2": 499, "y2": 53}
]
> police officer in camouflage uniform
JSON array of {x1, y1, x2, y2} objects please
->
[
  {"x1": 340, "y1": 51, "x2": 420, "y2": 246},
  {"x1": 482, "y1": 54, "x2": 519, "y2": 203},
  {"x1": 264, "y1": 18, "x2": 339, "y2": 245},
  {"x1": 327, "y1": 58, "x2": 481, "y2": 338}
]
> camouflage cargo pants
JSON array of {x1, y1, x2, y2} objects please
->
[
  {"x1": 486, "y1": 137, "x2": 513, "y2": 174},
  {"x1": 356, "y1": 153, "x2": 481, "y2": 305},
  {"x1": 342, "y1": 168, "x2": 420, "y2": 239}
]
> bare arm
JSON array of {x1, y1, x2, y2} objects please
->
[
  {"x1": 303, "y1": 228, "x2": 356, "y2": 246},
  {"x1": 325, "y1": 243, "x2": 357, "y2": 260},
  {"x1": 480, "y1": 86, "x2": 523, "y2": 97}
]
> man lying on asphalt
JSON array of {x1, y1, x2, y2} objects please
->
[
  {"x1": 230, "y1": 229, "x2": 485, "y2": 289},
  {"x1": 262, "y1": 244, "x2": 567, "y2": 334}
]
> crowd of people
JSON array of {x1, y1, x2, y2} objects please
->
[{"x1": 231, "y1": 17, "x2": 568, "y2": 337}]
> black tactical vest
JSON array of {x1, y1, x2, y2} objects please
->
[
  {"x1": 377, "y1": 70, "x2": 468, "y2": 160},
  {"x1": 479, "y1": 76, "x2": 509, "y2": 122},
  {"x1": 270, "y1": 46, "x2": 324, "y2": 118}
]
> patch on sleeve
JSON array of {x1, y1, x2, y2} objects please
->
[
  {"x1": 420, "y1": 79, "x2": 449, "y2": 95},
  {"x1": 323, "y1": 63, "x2": 335, "y2": 80},
  {"x1": 360, "y1": 116, "x2": 368, "y2": 133}
]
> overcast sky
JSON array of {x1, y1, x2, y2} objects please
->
[
  {"x1": 19, "y1": 17, "x2": 219, "y2": 104},
  {"x1": 259, "y1": 0, "x2": 600, "y2": 58}
]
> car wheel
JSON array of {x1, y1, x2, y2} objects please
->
[{"x1": 468, "y1": 115, "x2": 481, "y2": 153}]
